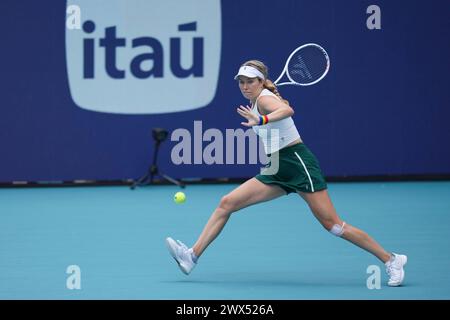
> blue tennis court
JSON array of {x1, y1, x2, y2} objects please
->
[
  {"x1": 1, "y1": 0, "x2": 450, "y2": 310},
  {"x1": 1, "y1": 181, "x2": 449, "y2": 299}
]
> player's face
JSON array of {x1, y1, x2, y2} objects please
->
[{"x1": 238, "y1": 76, "x2": 263, "y2": 101}]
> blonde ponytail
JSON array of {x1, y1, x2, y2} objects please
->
[
  {"x1": 241, "y1": 60, "x2": 290, "y2": 106},
  {"x1": 263, "y1": 79, "x2": 289, "y2": 105}
]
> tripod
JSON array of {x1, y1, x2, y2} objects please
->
[{"x1": 130, "y1": 128, "x2": 185, "y2": 190}]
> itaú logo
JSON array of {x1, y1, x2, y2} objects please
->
[{"x1": 65, "y1": 0, "x2": 221, "y2": 114}]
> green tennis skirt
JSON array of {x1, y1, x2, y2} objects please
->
[{"x1": 255, "y1": 143, "x2": 327, "y2": 194}]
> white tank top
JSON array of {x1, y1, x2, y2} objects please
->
[{"x1": 252, "y1": 89, "x2": 301, "y2": 154}]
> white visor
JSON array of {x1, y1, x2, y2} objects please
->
[{"x1": 234, "y1": 66, "x2": 265, "y2": 80}]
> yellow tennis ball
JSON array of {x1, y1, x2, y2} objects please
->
[{"x1": 174, "y1": 191, "x2": 186, "y2": 204}]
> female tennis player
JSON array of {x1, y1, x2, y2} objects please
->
[{"x1": 166, "y1": 60, "x2": 407, "y2": 286}]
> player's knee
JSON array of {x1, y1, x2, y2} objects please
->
[
  {"x1": 328, "y1": 222, "x2": 346, "y2": 237},
  {"x1": 218, "y1": 195, "x2": 237, "y2": 214}
]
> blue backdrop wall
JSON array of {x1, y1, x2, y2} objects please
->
[{"x1": 0, "y1": 0, "x2": 449, "y2": 183}]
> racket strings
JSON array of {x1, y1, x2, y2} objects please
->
[{"x1": 287, "y1": 46, "x2": 329, "y2": 84}]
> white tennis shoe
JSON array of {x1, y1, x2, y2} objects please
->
[
  {"x1": 165, "y1": 237, "x2": 196, "y2": 275},
  {"x1": 385, "y1": 253, "x2": 407, "y2": 286}
]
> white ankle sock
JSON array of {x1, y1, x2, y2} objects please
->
[{"x1": 189, "y1": 248, "x2": 198, "y2": 263}]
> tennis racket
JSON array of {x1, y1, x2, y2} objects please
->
[{"x1": 273, "y1": 43, "x2": 330, "y2": 86}]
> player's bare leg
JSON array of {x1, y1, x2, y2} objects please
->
[
  {"x1": 192, "y1": 178, "x2": 286, "y2": 257},
  {"x1": 298, "y1": 189, "x2": 391, "y2": 263}
]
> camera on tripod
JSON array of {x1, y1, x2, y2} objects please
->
[
  {"x1": 152, "y1": 128, "x2": 168, "y2": 143},
  {"x1": 130, "y1": 128, "x2": 185, "y2": 190}
]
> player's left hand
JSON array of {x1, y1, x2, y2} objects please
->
[{"x1": 237, "y1": 105, "x2": 260, "y2": 127}]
